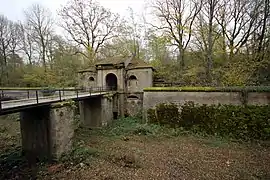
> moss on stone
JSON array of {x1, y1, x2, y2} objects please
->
[
  {"x1": 144, "y1": 86, "x2": 270, "y2": 92},
  {"x1": 51, "y1": 100, "x2": 76, "y2": 109}
]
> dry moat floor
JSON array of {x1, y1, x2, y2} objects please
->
[{"x1": 1, "y1": 116, "x2": 270, "y2": 180}]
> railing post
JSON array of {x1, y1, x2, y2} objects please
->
[
  {"x1": 0, "y1": 97, "x2": 2, "y2": 111},
  {"x1": 59, "y1": 90, "x2": 62, "y2": 101},
  {"x1": 1, "y1": 90, "x2": 3, "y2": 98},
  {"x1": 36, "y1": 90, "x2": 39, "y2": 104},
  {"x1": 27, "y1": 90, "x2": 30, "y2": 99},
  {"x1": 76, "y1": 89, "x2": 79, "y2": 99}
]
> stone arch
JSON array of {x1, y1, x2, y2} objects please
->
[
  {"x1": 89, "y1": 77, "x2": 95, "y2": 81},
  {"x1": 128, "y1": 75, "x2": 138, "y2": 88},
  {"x1": 127, "y1": 95, "x2": 139, "y2": 99},
  {"x1": 129, "y1": 75, "x2": 137, "y2": 80},
  {"x1": 106, "y1": 73, "x2": 118, "y2": 90}
]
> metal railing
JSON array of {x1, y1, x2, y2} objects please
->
[{"x1": 0, "y1": 86, "x2": 112, "y2": 111}]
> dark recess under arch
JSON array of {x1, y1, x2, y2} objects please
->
[{"x1": 106, "y1": 73, "x2": 118, "y2": 90}]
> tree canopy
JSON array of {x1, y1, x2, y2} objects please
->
[{"x1": 0, "y1": 0, "x2": 269, "y2": 87}]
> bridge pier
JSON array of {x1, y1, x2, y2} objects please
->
[
  {"x1": 20, "y1": 103, "x2": 75, "y2": 161},
  {"x1": 80, "y1": 95, "x2": 113, "y2": 127}
]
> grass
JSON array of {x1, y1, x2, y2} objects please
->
[{"x1": 1, "y1": 116, "x2": 270, "y2": 180}]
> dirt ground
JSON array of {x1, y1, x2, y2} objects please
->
[
  {"x1": 1, "y1": 116, "x2": 270, "y2": 180},
  {"x1": 43, "y1": 134, "x2": 270, "y2": 180}
]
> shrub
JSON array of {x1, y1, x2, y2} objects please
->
[
  {"x1": 147, "y1": 102, "x2": 270, "y2": 140},
  {"x1": 148, "y1": 103, "x2": 180, "y2": 127}
]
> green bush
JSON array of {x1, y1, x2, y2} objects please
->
[
  {"x1": 148, "y1": 103, "x2": 180, "y2": 127},
  {"x1": 147, "y1": 102, "x2": 270, "y2": 140}
]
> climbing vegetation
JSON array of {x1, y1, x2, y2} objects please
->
[{"x1": 147, "y1": 102, "x2": 270, "y2": 140}]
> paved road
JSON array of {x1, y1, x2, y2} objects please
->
[{"x1": 1, "y1": 92, "x2": 107, "y2": 110}]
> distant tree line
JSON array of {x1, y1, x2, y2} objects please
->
[{"x1": 0, "y1": 0, "x2": 269, "y2": 87}]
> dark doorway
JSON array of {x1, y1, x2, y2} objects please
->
[
  {"x1": 113, "y1": 112, "x2": 118, "y2": 119},
  {"x1": 106, "y1": 73, "x2": 118, "y2": 90}
]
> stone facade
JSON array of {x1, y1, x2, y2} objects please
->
[
  {"x1": 78, "y1": 71, "x2": 97, "y2": 89},
  {"x1": 97, "y1": 68, "x2": 124, "y2": 90},
  {"x1": 78, "y1": 56, "x2": 154, "y2": 117},
  {"x1": 126, "y1": 92, "x2": 143, "y2": 117},
  {"x1": 78, "y1": 57, "x2": 153, "y2": 93},
  {"x1": 127, "y1": 69, "x2": 153, "y2": 92}
]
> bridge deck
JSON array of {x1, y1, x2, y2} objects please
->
[{"x1": 0, "y1": 88, "x2": 110, "y2": 115}]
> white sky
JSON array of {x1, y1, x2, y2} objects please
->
[{"x1": 0, "y1": 0, "x2": 147, "y2": 21}]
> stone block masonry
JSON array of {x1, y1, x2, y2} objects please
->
[{"x1": 20, "y1": 102, "x2": 76, "y2": 161}]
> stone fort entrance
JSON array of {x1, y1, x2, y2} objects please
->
[
  {"x1": 78, "y1": 56, "x2": 154, "y2": 117},
  {"x1": 106, "y1": 73, "x2": 117, "y2": 90}
]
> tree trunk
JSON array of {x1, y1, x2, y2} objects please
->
[
  {"x1": 257, "y1": 0, "x2": 269, "y2": 62},
  {"x1": 206, "y1": 17, "x2": 213, "y2": 84},
  {"x1": 178, "y1": 46, "x2": 185, "y2": 70}
]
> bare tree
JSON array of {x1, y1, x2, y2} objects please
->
[
  {"x1": 193, "y1": 0, "x2": 219, "y2": 83},
  {"x1": 216, "y1": 0, "x2": 262, "y2": 58},
  {"x1": 8, "y1": 22, "x2": 21, "y2": 57},
  {"x1": 151, "y1": 0, "x2": 202, "y2": 69},
  {"x1": 59, "y1": 0, "x2": 121, "y2": 63},
  {"x1": 254, "y1": 0, "x2": 270, "y2": 62},
  {"x1": 24, "y1": 4, "x2": 53, "y2": 70},
  {"x1": 19, "y1": 22, "x2": 35, "y2": 65},
  {"x1": 0, "y1": 15, "x2": 12, "y2": 84},
  {"x1": 205, "y1": 0, "x2": 219, "y2": 83},
  {"x1": 0, "y1": 16, "x2": 11, "y2": 66}
]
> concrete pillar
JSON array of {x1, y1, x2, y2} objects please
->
[
  {"x1": 118, "y1": 92, "x2": 125, "y2": 118},
  {"x1": 49, "y1": 104, "x2": 75, "y2": 158},
  {"x1": 80, "y1": 96, "x2": 113, "y2": 127},
  {"x1": 20, "y1": 106, "x2": 51, "y2": 161},
  {"x1": 20, "y1": 103, "x2": 75, "y2": 161},
  {"x1": 101, "y1": 96, "x2": 113, "y2": 126}
]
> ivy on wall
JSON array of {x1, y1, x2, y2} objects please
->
[{"x1": 147, "y1": 102, "x2": 270, "y2": 140}]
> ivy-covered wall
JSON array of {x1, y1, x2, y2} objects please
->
[
  {"x1": 143, "y1": 87, "x2": 270, "y2": 120},
  {"x1": 147, "y1": 102, "x2": 270, "y2": 140}
]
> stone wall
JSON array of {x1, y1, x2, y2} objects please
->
[
  {"x1": 79, "y1": 72, "x2": 97, "y2": 89},
  {"x1": 143, "y1": 91, "x2": 270, "y2": 120},
  {"x1": 80, "y1": 95, "x2": 114, "y2": 127},
  {"x1": 20, "y1": 103, "x2": 76, "y2": 160},
  {"x1": 126, "y1": 92, "x2": 143, "y2": 117},
  {"x1": 127, "y1": 68, "x2": 153, "y2": 92},
  {"x1": 50, "y1": 104, "x2": 76, "y2": 158},
  {"x1": 97, "y1": 68, "x2": 124, "y2": 90},
  {"x1": 101, "y1": 96, "x2": 113, "y2": 126}
]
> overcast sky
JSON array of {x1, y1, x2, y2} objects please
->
[{"x1": 0, "y1": 0, "x2": 147, "y2": 21}]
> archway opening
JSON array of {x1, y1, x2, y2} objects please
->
[
  {"x1": 127, "y1": 95, "x2": 139, "y2": 100},
  {"x1": 89, "y1": 77, "x2": 95, "y2": 81},
  {"x1": 129, "y1": 75, "x2": 137, "y2": 80},
  {"x1": 128, "y1": 75, "x2": 138, "y2": 87},
  {"x1": 106, "y1": 73, "x2": 118, "y2": 90}
]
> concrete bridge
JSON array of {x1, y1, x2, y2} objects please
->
[{"x1": 0, "y1": 87, "x2": 121, "y2": 161}]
